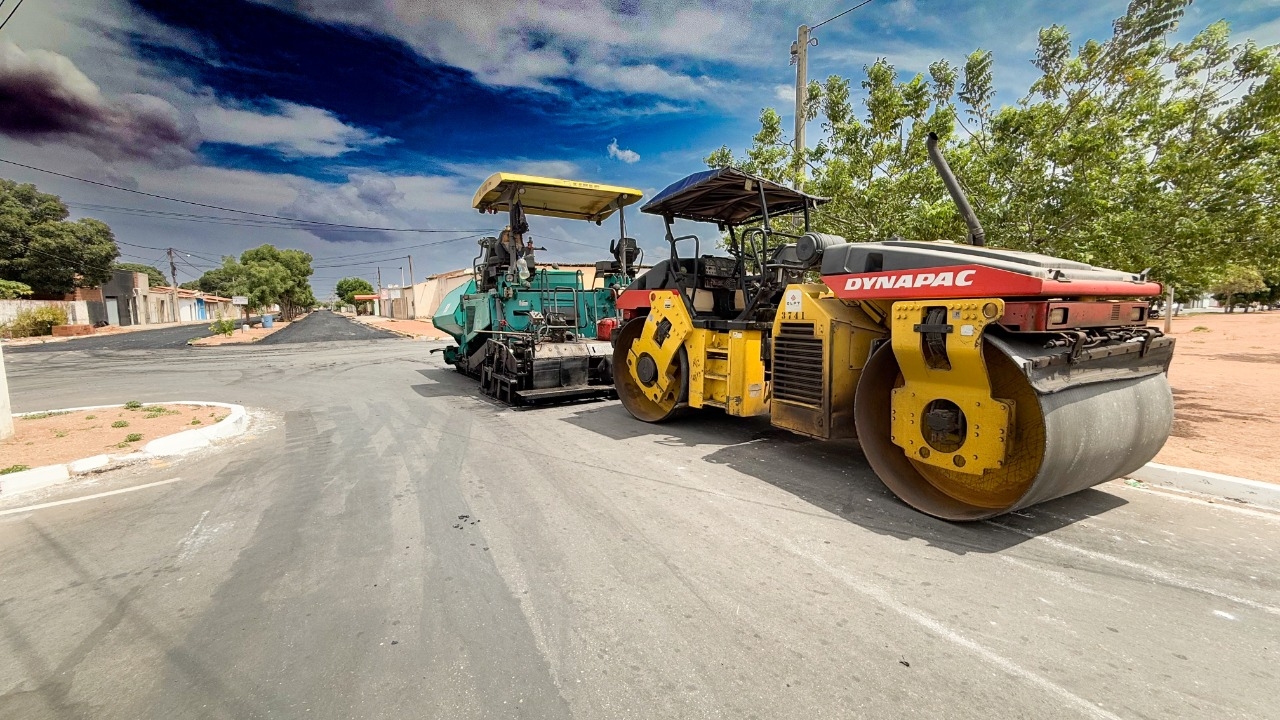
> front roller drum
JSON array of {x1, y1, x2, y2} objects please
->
[
  {"x1": 854, "y1": 342, "x2": 1174, "y2": 521},
  {"x1": 612, "y1": 317, "x2": 689, "y2": 423}
]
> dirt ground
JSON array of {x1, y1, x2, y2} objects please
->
[
  {"x1": 191, "y1": 322, "x2": 289, "y2": 346},
  {"x1": 0, "y1": 404, "x2": 225, "y2": 470},
  {"x1": 1153, "y1": 311, "x2": 1280, "y2": 483}
]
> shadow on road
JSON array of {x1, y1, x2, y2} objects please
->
[{"x1": 565, "y1": 404, "x2": 1128, "y2": 555}]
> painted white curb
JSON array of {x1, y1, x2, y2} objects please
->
[
  {"x1": 0, "y1": 464, "x2": 70, "y2": 495},
  {"x1": 1, "y1": 402, "x2": 248, "y2": 497},
  {"x1": 1128, "y1": 463, "x2": 1280, "y2": 511}
]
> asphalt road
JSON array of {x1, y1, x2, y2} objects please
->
[
  {"x1": 257, "y1": 309, "x2": 395, "y2": 344},
  {"x1": 0, "y1": 334, "x2": 1276, "y2": 719},
  {"x1": 3, "y1": 311, "x2": 387, "y2": 354},
  {"x1": 3, "y1": 321, "x2": 218, "y2": 353}
]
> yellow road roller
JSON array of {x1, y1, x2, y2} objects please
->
[{"x1": 612, "y1": 134, "x2": 1175, "y2": 521}]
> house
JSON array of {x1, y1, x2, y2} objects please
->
[
  {"x1": 151, "y1": 286, "x2": 236, "y2": 322},
  {"x1": 99, "y1": 270, "x2": 155, "y2": 326}
]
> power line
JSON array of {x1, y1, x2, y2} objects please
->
[
  {"x1": 0, "y1": 157, "x2": 491, "y2": 234},
  {"x1": 64, "y1": 201, "x2": 494, "y2": 236},
  {"x1": 811, "y1": 0, "x2": 875, "y2": 29},
  {"x1": 0, "y1": 0, "x2": 27, "y2": 32}
]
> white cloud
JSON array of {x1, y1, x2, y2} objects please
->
[
  {"x1": 607, "y1": 138, "x2": 641, "y2": 164},
  {"x1": 246, "y1": 0, "x2": 781, "y2": 100},
  {"x1": 195, "y1": 99, "x2": 392, "y2": 158},
  {"x1": 0, "y1": 41, "x2": 196, "y2": 166},
  {"x1": 775, "y1": 84, "x2": 795, "y2": 103}
]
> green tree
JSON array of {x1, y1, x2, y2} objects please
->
[
  {"x1": 0, "y1": 179, "x2": 119, "y2": 295},
  {"x1": 238, "y1": 244, "x2": 315, "y2": 320},
  {"x1": 335, "y1": 277, "x2": 374, "y2": 305},
  {"x1": 113, "y1": 262, "x2": 167, "y2": 288},
  {"x1": 0, "y1": 279, "x2": 32, "y2": 299},
  {"x1": 710, "y1": 0, "x2": 1280, "y2": 291},
  {"x1": 1211, "y1": 264, "x2": 1266, "y2": 312},
  {"x1": 189, "y1": 260, "x2": 243, "y2": 297}
]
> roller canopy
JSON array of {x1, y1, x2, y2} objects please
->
[
  {"x1": 640, "y1": 168, "x2": 827, "y2": 226},
  {"x1": 472, "y1": 173, "x2": 643, "y2": 222}
]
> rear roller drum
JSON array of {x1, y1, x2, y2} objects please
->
[
  {"x1": 612, "y1": 317, "x2": 689, "y2": 423},
  {"x1": 854, "y1": 341, "x2": 1174, "y2": 521}
]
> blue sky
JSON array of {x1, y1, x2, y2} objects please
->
[{"x1": 1, "y1": 0, "x2": 1277, "y2": 296}]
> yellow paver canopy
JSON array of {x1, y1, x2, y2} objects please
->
[{"x1": 472, "y1": 173, "x2": 643, "y2": 222}]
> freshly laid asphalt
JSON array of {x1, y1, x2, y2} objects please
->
[
  {"x1": 3, "y1": 311, "x2": 391, "y2": 354},
  {"x1": 0, "y1": 314, "x2": 1276, "y2": 719},
  {"x1": 256, "y1": 310, "x2": 395, "y2": 344}
]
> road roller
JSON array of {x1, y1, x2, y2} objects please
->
[{"x1": 612, "y1": 133, "x2": 1175, "y2": 521}]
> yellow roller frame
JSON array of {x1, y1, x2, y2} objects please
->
[
  {"x1": 625, "y1": 291, "x2": 693, "y2": 405},
  {"x1": 889, "y1": 299, "x2": 1012, "y2": 475}
]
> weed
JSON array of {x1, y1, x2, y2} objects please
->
[
  {"x1": 210, "y1": 315, "x2": 237, "y2": 337},
  {"x1": 54, "y1": 430, "x2": 68, "y2": 438},
  {"x1": 1, "y1": 464, "x2": 30, "y2": 475},
  {"x1": 85, "y1": 414, "x2": 96, "y2": 420},
  {"x1": 124, "y1": 433, "x2": 143, "y2": 443},
  {"x1": 112, "y1": 420, "x2": 129, "y2": 428},
  {"x1": 115, "y1": 441, "x2": 131, "y2": 448},
  {"x1": 124, "y1": 400, "x2": 143, "y2": 410},
  {"x1": 3, "y1": 306, "x2": 68, "y2": 337},
  {"x1": 1192, "y1": 326, "x2": 1211, "y2": 332},
  {"x1": 21, "y1": 410, "x2": 70, "y2": 420},
  {"x1": 190, "y1": 418, "x2": 202, "y2": 425}
]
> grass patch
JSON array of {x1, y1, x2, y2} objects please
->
[
  {"x1": 123, "y1": 433, "x2": 143, "y2": 443},
  {"x1": 1192, "y1": 326, "x2": 1211, "y2": 332},
  {"x1": 124, "y1": 400, "x2": 142, "y2": 410},
  {"x1": 111, "y1": 420, "x2": 129, "y2": 428},
  {"x1": 143, "y1": 405, "x2": 179, "y2": 418},
  {"x1": 190, "y1": 418, "x2": 202, "y2": 425},
  {"x1": 85, "y1": 414, "x2": 96, "y2": 420},
  {"x1": 115, "y1": 441, "x2": 131, "y2": 448},
  {"x1": 53, "y1": 430, "x2": 68, "y2": 438},
  {"x1": 1, "y1": 464, "x2": 30, "y2": 475},
  {"x1": 21, "y1": 410, "x2": 70, "y2": 420}
]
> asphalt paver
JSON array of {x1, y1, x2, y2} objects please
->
[{"x1": 0, "y1": 335, "x2": 1276, "y2": 719}]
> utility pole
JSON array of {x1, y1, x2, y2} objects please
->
[
  {"x1": 376, "y1": 267, "x2": 383, "y2": 317},
  {"x1": 1164, "y1": 283, "x2": 1174, "y2": 334},
  {"x1": 407, "y1": 255, "x2": 416, "y2": 319},
  {"x1": 790, "y1": 24, "x2": 812, "y2": 190},
  {"x1": 168, "y1": 247, "x2": 179, "y2": 323}
]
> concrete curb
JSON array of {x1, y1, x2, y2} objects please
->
[
  {"x1": 1128, "y1": 463, "x2": 1280, "y2": 511},
  {"x1": 1, "y1": 401, "x2": 249, "y2": 497}
]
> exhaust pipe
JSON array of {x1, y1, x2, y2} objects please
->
[{"x1": 926, "y1": 132, "x2": 985, "y2": 247}]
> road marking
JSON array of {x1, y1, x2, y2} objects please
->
[
  {"x1": 780, "y1": 537, "x2": 1127, "y2": 720},
  {"x1": 0, "y1": 477, "x2": 186, "y2": 517},
  {"x1": 177, "y1": 510, "x2": 210, "y2": 561},
  {"x1": 989, "y1": 522, "x2": 1280, "y2": 616}
]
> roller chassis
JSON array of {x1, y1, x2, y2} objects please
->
[{"x1": 611, "y1": 146, "x2": 1176, "y2": 521}]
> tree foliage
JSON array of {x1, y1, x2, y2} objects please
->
[
  {"x1": 189, "y1": 245, "x2": 317, "y2": 320},
  {"x1": 0, "y1": 279, "x2": 32, "y2": 299},
  {"x1": 335, "y1": 277, "x2": 374, "y2": 305},
  {"x1": 709, "y1": 0, "x2": 1280, "y2": 294},
  {"x1": 1211, "y1": 264, "x2": 1266, "y2": 311},
  {"x1": 113, "y1": 262, "x2": 168, "y2": 288},
  {"x1": 0, "y1": 179, "x2": 119, "y2": 295}
]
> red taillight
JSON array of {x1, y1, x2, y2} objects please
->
[{"x1": 596, "y1": 317, "x2": 619, "y2": 341}]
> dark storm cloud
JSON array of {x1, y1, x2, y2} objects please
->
[{"x1": 0, "y1": 42, "x2": 196, "y2": 167}]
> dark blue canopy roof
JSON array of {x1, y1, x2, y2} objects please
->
[{"x1": 640, "y1": 168, "x2": 827, "y2": 226}]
